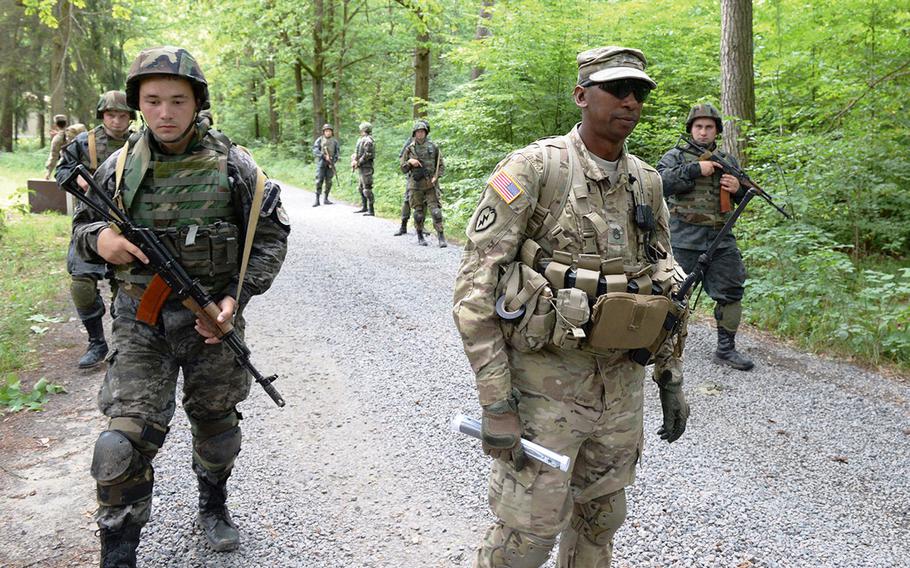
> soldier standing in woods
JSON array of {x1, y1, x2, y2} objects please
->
[
  {"x1": 657, "y1": 103, "x2": 754, "y2": 371},
  {"x1": 400, "y1": 119, "x2": 446, "y2": 247},
  {"x1": 44, "y1": 114, "x2": 70, "y2": 179},
  {"x1": 351, "y1": 121, "x2": 375, "y2": 216},
  {"x1": 312, "y1": 123, "x2": 339, "y2": 207},
  {"x1": 393, "y1": 134, "x2": 414, "y2": 236},
  {"x1": 453, "y1": 46, "x2": 690, "y2": 567},
  {"x1": 55, "y1": 90, "x2": 135, "y2": 368},
  {"x1": 72, "y1": 46, "x2": 289, "y2": 567}
]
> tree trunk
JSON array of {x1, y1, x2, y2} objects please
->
[
  {"x1": 720, "y1": 0, "x2": 755, "y2": 163},
  {"x1": 50, "y1": 0, "x2": 72, "y2": 117},
  {"x1": 39, "y1": 111, "x2": 46, "y2": 148},
  {"x1": 0, "y1": 88, "x2": 13, "y2": 152},
  {"x1": 251, "y1": 79, "x2": 261, "y2": 140},
  {"x1": 311, "y1": 0, "x2": 328, "y2": 138},
  {"x1": 267, "y1": 60, "x2": 279, "y2": 143},
  {"x1": 414, "y1": 7, "x2": 429, "y2": 118},
  {"x1": 294, "y1": 59, "x2": 306, "y2": 143},
  {"x1": 470, "y1": 0, "x2": 494, "y2": 80}
]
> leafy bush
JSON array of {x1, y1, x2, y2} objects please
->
[{"x1": 0, "y1": 375, "x2": 66, "y2": 413}]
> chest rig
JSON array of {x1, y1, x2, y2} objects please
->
[
  {"x1": 113, "y1": 128, "x2": 240, "y2": 292},
  {"x1": 405, "y1": 140, "x2": 439, "y2": 190},
  {"x1": 497, "y1": 134, "x2": 682, "y2": 362},
  {"x1": 666, "y1": 149, "x2": 726, "y2": 227},
  {"x1": 87, "y1": 126, "x2": 128, "y2": 172}
]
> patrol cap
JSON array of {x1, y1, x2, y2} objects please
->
[{"x1": 576, "y1": 46, "x2": 657, "y2": 89}]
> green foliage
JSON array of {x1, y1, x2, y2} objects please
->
[{"x1": 0, "y1": 375, "x2": 66, "y2": 413}]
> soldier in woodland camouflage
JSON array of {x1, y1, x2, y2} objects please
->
[
  {"x1": 657, "y1": 103, "x2": 754, "y2": 370},
  {"x1": 312, "y1": 123, "x2": 340, "y2": 206},
  {"x1": 400, "y1": 120, "x2": 446, "y2": 247},
  {"x1": 45, "y1": 114, "x2": 70, "y2": 178},
  {"x1": 55, "y1": 90, "x2": 136, "y2": 368},
  {"x1": 351, "y1": 121, "x2": 375, "y2": 216},
  {"x1": 453, "y1": 46, "x2": 689, "y2": 568},
  {"x1": 72, "y1": 47, "x2": 289, "y2": 567}
]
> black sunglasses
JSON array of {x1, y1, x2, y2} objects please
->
[{"x1": 582, "y1": 79, "x2": 651, "y2": 103}]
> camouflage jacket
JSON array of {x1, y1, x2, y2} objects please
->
[
  {"x1": 453, "y1": 125, "x2": 684, "y2": 406},
  {"x1": 355, "y1": 135, "x2": 374, "y2": 168},
  {"x1": 55, "y1": 126, "x2": 132, "y2": 185},
  {"x1": 400, "y1": 139, "x2": 444, "y2": 191},
  {"x1": 72, "y1": 125, "x2": 290, "y2": 308},
  {"x1": 312, "y1": 136, "x2": 340, "y2": 168},
  {"x1": 45, "y1": 131, "x2": 68, "y2": 175},
  {"x1": 656, "y1": 145, "x2": 746, "y2": 251}
]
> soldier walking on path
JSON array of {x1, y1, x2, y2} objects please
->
[
  {"x1": 55, "y1": 90, "x2": 135, "y2": 368},
  {"x1": 351, "y1": 121, "x2": 375, "y2": 216},
  {"x1": 45, "y1": 114, "x2": 71, "y2": 179},
  {"x1": 657, "y1": 103, "x2": 754, "y2": 371},
  {"x1": 72, "y1": 46, "x2": 289, "y2": 567},
  {"x1": 312, "y1": 123, "x2": 339, "y2": 207},
  {"x1": 453, "y1": 46, "x2": 690, "y2": 567},
  {"x1": 400, "y1": 120, "x2": 446, "y2": 247}
]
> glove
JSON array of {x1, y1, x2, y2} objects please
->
[
  {"x1": 480, "y1": 391, "x2": 527, "y2": 471},
  {"x1": 656, "y1": 372, "x2": 689, "y2": 443}
]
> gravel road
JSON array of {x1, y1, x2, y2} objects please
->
[{"x1": 2, "y1": 182, "x2": 908, "y2": 568}]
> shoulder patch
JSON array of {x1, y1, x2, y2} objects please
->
[
  {"x1": 488, "y1": 169, "x2": 524, "y2": 204},
  {"x1": 474, "y1": 206, "x2": 497, "y2": 232}
]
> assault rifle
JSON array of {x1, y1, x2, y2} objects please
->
[
  {"x1": 629, "y1": 146, "x2": 792, "y2": 365},
  {"x1": 60, "y1": 165, "x2": 286, "y2": 407}
]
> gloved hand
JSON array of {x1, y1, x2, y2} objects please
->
[
  {"x1": 480, "y1": 391, "x2": 527, "y2": 471},
  {"x1": 656, "y1": 373, "x2": 689, "y2": 443}
]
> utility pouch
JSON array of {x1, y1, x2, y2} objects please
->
[
  {"x1": 550, "y1": 288, "x2": 590, "y2": 350},
  {"x1": 585, "y1": 292, "x2": 672, "y2": 353},
  {"x1": 495, "y1": 262, "x2": 555, "y2": 353},
  {"x1": 411, "y1": 167, "x2": 430, "y2": 181}
]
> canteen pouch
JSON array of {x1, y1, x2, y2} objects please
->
[
  {"x1": 551, "y1": 287, "x2": 591, "y2": 350},
  {"x1": 496, "y1": 262, "x2": 555, "y2": 353},
  {"x1": 586, "y1": 292, "x2": 672, "y2": 352}
]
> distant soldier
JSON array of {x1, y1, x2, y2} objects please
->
[
  {"x1": 312, "y1": 123, "x2": 340, "y2": 206},
  {"x1": 44, "y1": 114, "x2": 70, "y2": 179},
  {"x1": 657, "y1": 103, "x2": 754, "y2": 370},
  {"x1": 393, "y1": 134, "x2": 414, "y2": 236},
  {"x1": 351, "y1": 121, "x2": 375, "y2": 216},
  {"x1": 400, "y1": 120, "x2": 446, "y2": 247},
  {"x1": 55, "y1": 91, "x2": 135, "y2": 368}
]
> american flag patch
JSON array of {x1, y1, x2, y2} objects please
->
[{"x1": 488, "y1": 170, "x2": 524, "y2": 204}]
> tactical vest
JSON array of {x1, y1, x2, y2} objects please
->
[
  {"x1": 317, "y1": 137, "x2": 339, "y2": 163},
  {"x1": 666, "y1": 149, "x2": 726, "y2": 227},
  {"x1": 405, "y1": 140, "x2": 439, "y2": 190},
  {"x1": 355, "y1": 135, "x2": 374, "y2": 167},
  {"x1": 87, "y1": 126, "x2": 128, "y2": 172},
  {"x1": 114, "y1": 128, "x2": 240, "y2": 291},
  {"x1": 497, "y1": 134, "x2": 684, "y2": 360}
]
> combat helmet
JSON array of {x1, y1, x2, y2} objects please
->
[
  {"x1": 686, "y1": 103, "x2": 723, "y2": 133},
  {"x1": 53, "y1": 114, "x2": 68, "y2": 126},
  {"x1": 125, "y1": 46, "x2": 210, "y2": 111},
  {"x1": 322, "y1": 123, "x2": 334, "y2": 132},
  {"x1": 96, "y1": 90, "x2": 136, "y2": 120},
  {"x1": 412, "y1": 119, "x2": 430, "y2": 136},
  {"x1": 358, "y1": 121, "x2": 372, "y2": 134}
]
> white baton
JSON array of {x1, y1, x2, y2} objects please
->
[{"x1": 450, "y1": 414, "x2": 572, "y2": 472}]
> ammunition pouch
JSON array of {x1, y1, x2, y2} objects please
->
[
  {"x1": 551, "y1": 288, "x2": 590, "y2": 350},
  {"x1": 495, "y1": 262, "x2": 555, "y2": 353},
  {"x1": 586, "y1": 293, "x2": 672, "y2": 352},
  {"x1": 410, "y1": 166, "x2": 430, "y2": 181}
]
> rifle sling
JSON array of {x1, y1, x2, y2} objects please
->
[{"x1": 236, "y1": 168, "x2": 267, "y2": 304}]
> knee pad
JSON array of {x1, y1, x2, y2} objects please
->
[
  {"x1": 71, "y1": 276, "x2": 103, "y2": 317},
  {"x1": 91, "y1": 430, "x2": 154, "y2": 506},
  {"x1": 485, "y1": 524, "x2": 556, "y2": 568},
  {"x1": 574, "y1": 489, "x2": 627, "y2": 546},
  {"x1": 430, "y1": 207, "x2": 443, "y2": 223},
  {"x1": 190, "y1": 411, "x2": 242, "y2": 473},
  {"x1": 413, "y1": 209, "x2": 426, "y2": 225},
  {"x1": 714, "y1": 301, "x2": 743, "y2": 332}
]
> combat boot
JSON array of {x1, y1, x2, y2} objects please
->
[
  {"x1": 197, "y1": 473, "x2": 240, "y2": 552},
  {"x1": 312, "y1": 194, "x2": 321, "y2": 207},
  {"x1": 393, "y1": 219, "x2": 408, "y2": 236},
  {"x1": 99, "y1": 524, "x2": 141, "y2": 568},
  {"x1": 715, "y1": 327, "x2": 754, "y2": 371},
  {"x1": 416, "y1": 230, "x2": 428, "y2": 246},
  {"x1": 78, "y1": 315, "x2": 108, "y2": 369},
  {"x1": 364, "y1": 198, "x2": 375, "y2": 217},
  {"x1": 354, "y1": 195, "x2": 367, "y2": 213},
  {"x1": 323, "y1": 190, "x2": 333, "y2": 205},
  {"x1": 436, "y1": 231, "x2": 448, "y2": 248}
]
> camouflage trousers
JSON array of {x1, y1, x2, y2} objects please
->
[
  {"x1": 399, "y1": 187, "x2": 412, "y2": 221},
  {"x1": 94, "y1": 290, "x2": 251, "y2": 530},
  {"x1": 476, "y1": 347, "x2": 644, "y2": 567},
  {"x1": 408, "y1": 187, "x2": 443, "y2": 233},
  {"x1": 673, "y1": 245, "x2": 746, "y2": 330},
  {"x1": 358, "y1": 165, "x2": 374, "y2": 201},
  {"x1": 67, "y1": 240, "x2": 108, "y2": 320},
  {"x1": 315, "y1": 164, "x2": 335, "y2": 196}
]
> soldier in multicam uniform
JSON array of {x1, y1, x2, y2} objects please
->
[
  {"x1": 72, "y1": 47, "x2": 289, "y2": 567},
  {"x1": 351, "y1": 121, "x2": 375, "y2": 216},
  {"x1": 657, "y1": 103, "x2": 754, "y2": 371},
  {"x1": 45, "y1": 114, "x2": 70, "y2": 179},
  {"x1": 312, "y1": 123, "x2": 340, "y2": 206},
  {"x1": 400, "y1": 119, "x2": 447, "y2": 247},
  {"x1": 55, "y1": 91, "x2": 135, "y2": 368},
  {"x1": 453, "y1": 46, "x2": 690, "y2": 568}
]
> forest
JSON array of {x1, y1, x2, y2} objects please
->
[{"x1": 1, "y1": 0, "x2": 908, "y2": 369}]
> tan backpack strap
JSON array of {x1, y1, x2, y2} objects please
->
[
  {"x1": 88, "y1": 130, "x2": 98, "y2": 171},
  {"x1": 235, "y1": 168, "x2": 267, "y2": 303},
  {"x1": 113, "y1": 141, "x2": 130, "y2": 212}
]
